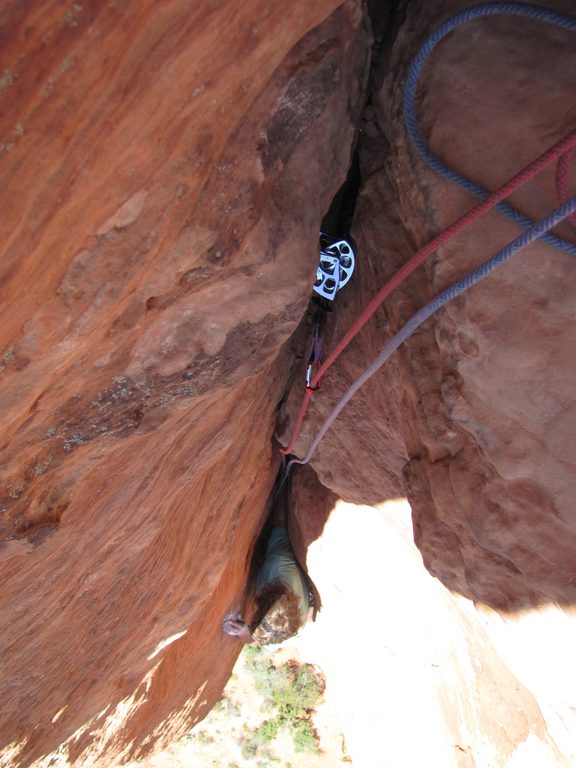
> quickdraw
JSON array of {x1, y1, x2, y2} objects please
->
[{"x1": 305, "y1": 312, "x2": 324, "y2": 393}]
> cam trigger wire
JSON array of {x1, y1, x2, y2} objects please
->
[{"x1": 305, "y1": 309, "x2": 325, "y2": 394}]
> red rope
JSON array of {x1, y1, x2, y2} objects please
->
[
  {"x1": 281, "y1": 129, "x2": 576, "y2": 456},
  {"x1": 556, "y1": 148, "x2": 576, "y2": 226},
  {"x1": 280, "y1": 391, "x2": 312, "y2": 455}
]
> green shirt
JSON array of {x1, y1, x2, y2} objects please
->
[{"x1": 256, "y1": 526, "x2": 310, "y2": 624}]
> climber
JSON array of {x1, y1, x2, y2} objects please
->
[{"x1": 222, "y1": 472, "x2": 312, "y2": 645}]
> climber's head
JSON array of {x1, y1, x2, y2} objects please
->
[{"x1": 251, "y1": 583, "x2": 302, "y2": 645}]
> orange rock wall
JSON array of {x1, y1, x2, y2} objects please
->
[{"x1": 0, "y1": 1, "x2": 370, "y2": 764}]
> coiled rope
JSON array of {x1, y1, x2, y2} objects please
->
[{"x1": 281, "y1": 2, "x2": 576, "y2": 465}]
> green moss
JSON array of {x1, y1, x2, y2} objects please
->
[{"x1": 242, "y1": 650, "x2": 323, "y2": 755}]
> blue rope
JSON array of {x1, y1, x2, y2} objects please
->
[
  {"x1": 404, "y1": 1, "x2": 576, "y2": 257},
  {"x1": 292, "y1": 194, "x2": 576, "y2": 467}
]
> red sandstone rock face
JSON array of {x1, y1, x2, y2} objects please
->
[{"x1": 0, "y1": 1, "x2": 370, "y2": 763}]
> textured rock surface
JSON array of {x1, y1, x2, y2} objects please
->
[{"x1": 0, "y1": 1, "x2": 370, "y2": 764}]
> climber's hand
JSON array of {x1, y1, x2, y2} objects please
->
[{"x1": 222, "y1": 615, "x2": 253, "y2": 643}]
